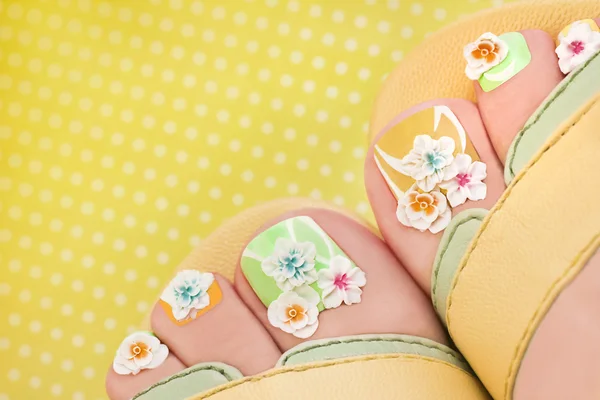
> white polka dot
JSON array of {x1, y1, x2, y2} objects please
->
[
  {"x1": 115, "y1": 293, "x2": 127, "y2": 306},
  {"x1": 434, "y1": 8, "x2": 447, "y2": 21},
  {"x1": 345, "y1": 38, "x2": 358, "y2": 52},
  {"x1": 19, "y1": 344, "x2": 31, "y2": 357},
  {"x1": 401, "y1": 26, "x2": 414, "y2": 39},
  {"x1": 312, "y1": 56, "x2": 325, "y2": 69},
  {"x1": 411, "y1": 3, "x2": 424, "y2": 15},
  {"x1": 326, "y1": 86, "x2": 338, "y2": 99},
  {"x1": 72, "y1": 334, "x2": 85, "y2": 347},
  {"x1": 280, "y1": 74, "x2": 294, "y2": 87},
  {"x1": 157, "y1": 252, "x2": 169, "y2": 265},
  {"x1": 199, "y1": 211, "x2": 212, "y2": 223},
  {"x1": 83, "y1": 366, "x2": 95, "y2": 379},
  {"x1": 8, "y1": 313, "x2": 21, "y2": 326},
  {"x1": 391, "y1": 50, "x2": 404, "y2": 62},
  {"x1": 50, "y1": 328, "x2": 63, "y2": 340},
  {"x1": 19, "y1": 289, "x2": 31, "y2": 302},
  {"x1": 40, "y1": 351, "x2": 53, "y2": 364},
  {"x1": 8, "y1": 368, "x2": 20, "y2": 381},
  {"x1": 332, "y1": 10, "x2": 344, "y2": 23},
  {"x1": 61, "y1": 359, "x2": 74, "y2": 372},
  {"x1": 51, "y1": 384, "x2": 63, "y2": 396}
]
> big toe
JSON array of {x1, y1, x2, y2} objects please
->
[{"x1": 366, "y1": 99, "x2": 505, "y2": 293}]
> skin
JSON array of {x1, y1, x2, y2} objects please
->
[{"x1": 106, "y1": 21, "x2": 600, "y2": 400}]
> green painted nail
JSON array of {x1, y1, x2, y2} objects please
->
[
  {"x1": 479, "y1": 32, "x2": 532, "y2": 92},
  {"x1": 241, "y1": 216, "x2": 357, "y2": 311}
]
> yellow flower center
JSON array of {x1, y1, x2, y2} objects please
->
[{"x1": 419, "y1": 201, "x2": 428, "y2": 209}]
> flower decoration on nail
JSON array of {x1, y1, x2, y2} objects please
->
[
  {"x1": 464, "y1": 32, "x2": 508, "y2": 80},
  {"x1": 243, "y1": 216, "x2": 367, "y2": 339},
  {"x1": 268, "y1": 286, "x2": 320, "y2": 339},
  {"x1": 374, "y1": 106, "x2": 488, "y2": 234},
  {"x1": 317, "y1": 255, "x2": 366, "y2": 309},
  {"x1": 391, "y1": 135, "x2": 487, "y2": 233},
  {"x1": 399, "y1": 135, "x2": 457, "y2": 192},
  {"x1": 261, "y1": 238, "x2": 318, "y2": 291},
  {"x1": 396, "y1": 184, "x2": 452, "y2": 234},
  {"x1": 113, "y1": 332, "x2": 169, "y2": 375},
  {"x1": 159, "y1": 270, "x2": 222, "y2": 325},
  {"x1": 438, "y1": 154, "x2": 487, "y2": 208},
  {"x1": 556, "y1": 21, "x2": 600, "y2": 74}
]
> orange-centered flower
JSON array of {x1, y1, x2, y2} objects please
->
[
  {"x1": 128, "y1": 341, "x2": 150, "y2": 361},
  {"x1": 471, "y1": 39, "x2": 501, "y2": 63},
  {"x1": 408, "y1": 192, "x2": 437, "y2": 217}
]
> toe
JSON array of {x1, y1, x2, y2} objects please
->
[
  {"x1": 235, "y1": 209, "x2": 447, "y2": 352},
  {"x1": 472, "y1": 30, "x2": 563, "y2": 163},
  {"x1": 106, "y1": 345, "x2": 185, "y2": 400},
  {"x1": 366, "y1": 99, "x2": 505, "y2": 292},
  {"x1": 151, "y1": 273, "x2": 281, "y2": 375}
]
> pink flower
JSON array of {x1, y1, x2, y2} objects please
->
[
  {"x1": 317, "y1": 256, "x2": 366, "y2": 309},
  {"x1": 556, "y1": 22, "x2": 600, "y2": 74},
  {"x1": 439, "y1": 154, "x2": 487, "y2": 207}
]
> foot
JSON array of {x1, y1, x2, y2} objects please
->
[
  {"x1": 105, "y1": 208, "x2": 447, "y2": 400},
  {"x1": 365, "y1": 19, "x2": 600, "y2": 400}
]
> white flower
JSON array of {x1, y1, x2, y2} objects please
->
[
  {"x1": 160, "y1": 270, "x2": 214, "y2": 322},
  {"x1": 267, "y1": 285, "x2": 320, "y2": 338},
  {"x1": 464, "y1": 32, "x2": 509, "y2": 80},
  {"x1": 439, "y1": 154, "x2": 487, "y2": 208},
  {"x1": 400, "y1": 135, "x2": 457, "y2": 192},
  {"x1": 556, "y1": 22, "x2": 600, "y2": 74},
  {"x1": 261, "y1": 238, "x2": 318, "y2": 291},
  {"x1": 396, "y1": 184, "x2": 452, "y2": 234},
  {"x1": 113, "y1": 332, "x2": 169, "y2": 375},
  {"x1": 317, "y1": 256, "x2": 366, "y2": 309}
]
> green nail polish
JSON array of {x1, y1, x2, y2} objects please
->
[
  {"x1": 241, "y1": 216, "x2": 357, "y2": 311},
  {"x1": 479, "y1": 32, "x2": 532, "y2": 92}
]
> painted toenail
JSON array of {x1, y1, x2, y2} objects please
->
[
  {"x1": 112, "y1": 332, "x2": 169, "y2": 375},
  {"x1": 159, "y1": 270, "x2": 222, "y2": 326},
  {"x1": 556, "y1": 20, "x2": 600, "y2": 74},
  {"x1": 242, "y1": 216, "x2": 367, "y2": 338},
  {"x1": 465, "y1": 32, "x2": 532, "y2": 92},
  {"x1": 373, "y1": 106, "x2": 487, "y2": 233}
]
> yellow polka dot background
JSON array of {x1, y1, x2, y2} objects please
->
[{"x1": 0, "y1": 0, "x2": 515, "y2": 398}]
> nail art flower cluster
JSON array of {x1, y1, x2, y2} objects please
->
[
  {"x1": 397, "y1": 136, "x2": 487, "y2": 233},
  {"x1": 464, "y1": 32, "x2": 509, "y2": 80},
  {"x1": 264, "y1": 240, "x2": 366, "y2": 338},
  {"x1": 556, "y1": 21, "x2": 600, "y2": 74},
  {"x1": 160, "y1": 270, "x2": 214, "y2": 322},
  {"x1": 113, "y1": 332, "x2": 169, "y2": 375}
]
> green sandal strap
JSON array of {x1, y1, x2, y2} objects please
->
[
  {"x1": 132, "y1": 362, "x2": 243, "y2": 400},
  {"x1": 505, "y1": 49, "x2": 600, "y2": 184},
  {"x1": 277, "y1": 333, "x2": 470, "y2": 372},
  {"x1": 432, "y1": 209, "x2": 488, "y2": 323}
]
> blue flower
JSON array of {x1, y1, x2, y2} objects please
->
[
  {"x1": 160, "y1": 270, "x2": 214, "y2": 321},
  {"x1": 262, "y1": 238, "x2": 318, "y2": 291}
]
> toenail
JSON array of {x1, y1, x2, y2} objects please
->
[
  {"x1": 373, "y1": 106, "x2": 487, "y2": 234},
  {"x1": 465, "y1": 32, "x2": 532, "y2": 92},
  {"x1": 159, "y1": 271, "x2": 222, "y2": 326},
  {"x1": 113, "y1": 331, "x2": 169, "y2": 375},
  {"x1": 556, "y1": 20, "x2": 600, "y2": 74},
  {"x1": 241, "y1": 216, "x2": 367, "y2": 338}
]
